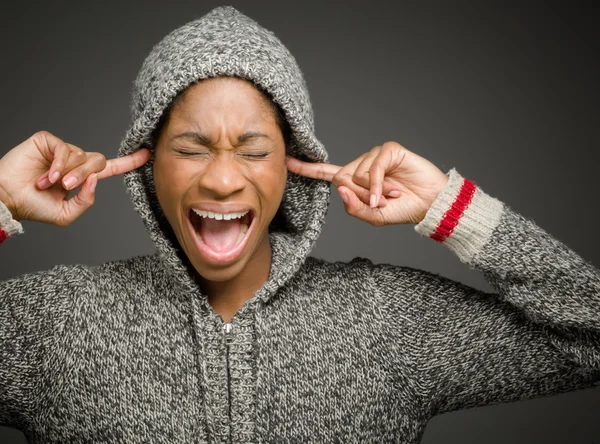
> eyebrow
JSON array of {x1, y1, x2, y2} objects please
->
[{"x1": 170, "y1": 131, "x2": 271, "y2": 145}]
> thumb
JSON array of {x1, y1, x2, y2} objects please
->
[
  {"x1": 338, "y1": 186, "x2": 372, "y2": 220},
  {"x1": 59, "y1": 173, "x2": 98, "y2": 226}
]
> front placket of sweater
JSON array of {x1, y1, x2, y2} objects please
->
[{"x1": 191, "y1": 295, "x2": 257, "y2": 444}]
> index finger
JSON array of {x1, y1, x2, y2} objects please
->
[
  {"x1": 97, "y1": 148, "x2": 151, "y2": 180},
  {"x1": 286, "y1": 155, "x2": 341, "y2": 182}
]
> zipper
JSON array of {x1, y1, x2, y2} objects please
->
[{"x1": 223, "y1": 322, "x2": 233, "y2": 443}]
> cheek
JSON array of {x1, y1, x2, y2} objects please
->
[
  {"x1": 254, "y1": 161, "x2": 287, "y2": 204},
  {"x1": 153, "y1": 157, "x2": 195, "y2": 209}
]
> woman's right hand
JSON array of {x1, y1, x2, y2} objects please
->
[{"x1": 0, "y1": 131, "x2": 150, "y2": 227}]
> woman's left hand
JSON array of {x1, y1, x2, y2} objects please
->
[{"x1": 286, "y1": 141, "x2": 449, "y2": 226}]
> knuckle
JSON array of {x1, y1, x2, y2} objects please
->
[
  {"x1": 89, "y1": 152, "x2": 107, "y2": 170},
  {"x1": 338, "y1": 176, "x2": 354, "y2": 190},
  {"x1": 332, "y1": 172, "x2": 344, "y2": 187},
  {"x1": 369, "y1": 164, "x2": 382, "y2": 176},
  {"x1": 351, "y1": 172, "x2": 365, "y2": 185},
  {"x1": 34, "y1": 130, "x2": 51, "y2": 140},
  {"x1": 71, "y1": 148, "x2": 86, "y2": 159},
  {"x1": 52, "y1": 158, "x2": 64, "y2": 169},
  {"x1": 57, "y1": 142, "x2": 71, "y2": 156},
  {"x1": 382, "y1": 140, "x2": 402, "y2": 152},
  {"x1": 31, "y1": 130, "x2": 54, "y2": 148},
  {"x1": 95, "y1": 152, "x2": 108, "y2": 164}
]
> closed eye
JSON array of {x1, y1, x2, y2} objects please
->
[
  {"x1": 173, "y1": 148, "x2": 270, "y2": 159},
  {"x1": 240, "y1": 153, "x2": 269, "y2": 159},
  {"x1": 174, "y1": 149, "x2": 209, "y2": 157}
]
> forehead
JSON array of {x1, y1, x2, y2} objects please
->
[
  {"x1": 173, "y1": 77, "x2": 273, "y2": 117},
  {"x1": 152, "y1": 76, "x2": 284, "y2": 147}
]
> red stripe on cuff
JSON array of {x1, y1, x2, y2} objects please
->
[
  {"x1": 0, "y1": 229, "x2": 8, "y2": 246},
  {"x1": 430, "y1": 178, "x2": 477, "y2": 243}
]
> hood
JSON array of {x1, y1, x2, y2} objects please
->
[{"x1": 118, "y1": 6, "x2": 330, "y2": 302}]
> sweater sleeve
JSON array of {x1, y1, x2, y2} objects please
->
[
  {"x1": 0, "y1": 264, "x2": 80, "y2": 431},
  {"x1": 372, "y1": 168, "x2": 600, "y2": 418},
  {"x1": 0, "y1": 199, "x2": 23, "y2": 245}
]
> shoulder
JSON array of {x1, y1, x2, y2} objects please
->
[
  {"x1": 1, "y1": 254, "x2": 160, "y2": 300},
  {"x1": 74, "y1": 254, "x2": 166, "y2": 301},
  {"x1": 302, "y1": 255, "x2": 373, "y2": 275},
  {"x1": 87, "y1": 254, "x2": 159, "y2": 282},
  {"x1": 1, "y1": 262, "x2": 94, "y2": 298},
  {"x1": 302, "y1": 254, "x2": 454, "y2": 285},
  {"x1": 301, "y1": 255, "x2": 478, "y2": 304}
]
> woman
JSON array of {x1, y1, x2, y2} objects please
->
[{"x1": 1, "y1": 5, "x2": 599, "y2": 444}]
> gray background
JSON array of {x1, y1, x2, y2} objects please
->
[{"x1": 1, "y1": 1, "x2": 599, "y2": 442}]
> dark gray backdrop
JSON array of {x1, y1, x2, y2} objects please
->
[{"x1": 1, "y1": 1, "x2": 599, "y2": 443}]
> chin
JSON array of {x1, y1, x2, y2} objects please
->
[{"x1": 190, "y1": 255, "x2": 250, "y2": 283}]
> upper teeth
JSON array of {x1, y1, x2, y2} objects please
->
[{"x1": 192, "y1": 209, "x2": 249, "y2": 220}]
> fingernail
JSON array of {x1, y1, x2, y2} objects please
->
[
  {"x1": 38, "y1": 175, "x2": 51, "y2": 188},
  {"x1": 63, "y1": 176, "x2": 77, "y2": 190},
  {"x1": 370, "y1": 194, "x2": 377, "y2": 208},
  {"x1": 50, "y1": 171, "x2": 60, "y2": 183},
  {"x1": 90, "y1": 177, "x2": 97, "y2": 193},
  {"x1": 339, "y1": 189, "x2": 348, "y2": 204},
  {"x1": 389, "y1": 190, "x2": 401, "y2": 198}
]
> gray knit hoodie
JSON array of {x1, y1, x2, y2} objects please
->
[{"x1": 1, "y1": 5, "x2": 600, "y2": 444}]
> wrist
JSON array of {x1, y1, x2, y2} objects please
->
[
  {"x1": 415, "y1": 173, "x2": 450, "y2": 224},
  {"x1": 413, "y1": 168, "x2": 504, "y2": 263},
  {"x1": 0, "y1": 180, "x2": 18, "y2": 221}
]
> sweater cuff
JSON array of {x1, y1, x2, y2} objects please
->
[
  {"x1": 0, "y1": 198, "x2": 24, "y2": 244},
  {"x1": 414, "y1": 168, "x2": 504, "y2": 264}
]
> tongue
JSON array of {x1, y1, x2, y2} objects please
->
[{"x1": 199, "y1": 217, "x2": 242, "y2": 252}]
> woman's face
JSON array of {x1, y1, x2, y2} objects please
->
[{"x1": 153, "y1": 77, "x2": 287, "y2": 283}]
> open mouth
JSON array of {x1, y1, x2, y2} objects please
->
[{"x1": 187, "y1": 208, "x2": 255, "y2": 265}]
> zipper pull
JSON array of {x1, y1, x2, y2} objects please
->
[{"x1": 223, "y1": 322, "x2": 233, "y2": 344}]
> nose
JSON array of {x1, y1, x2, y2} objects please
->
[{"x1": 196, "y1": 152, "x2": 246, "y2": 198}]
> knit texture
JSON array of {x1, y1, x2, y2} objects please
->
[
  {"x1": 2, "y1": 6, "x2": 600, "y2": 443},
  {"x1": 0, "y1": 199, "x2": 23, "y2": 245},
  {"x1": 118, "y1": 5, "x2": 330, "y2": 302},
  {"x1": 414, "y1": 169, "x2": 504, "y2": 263}
]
